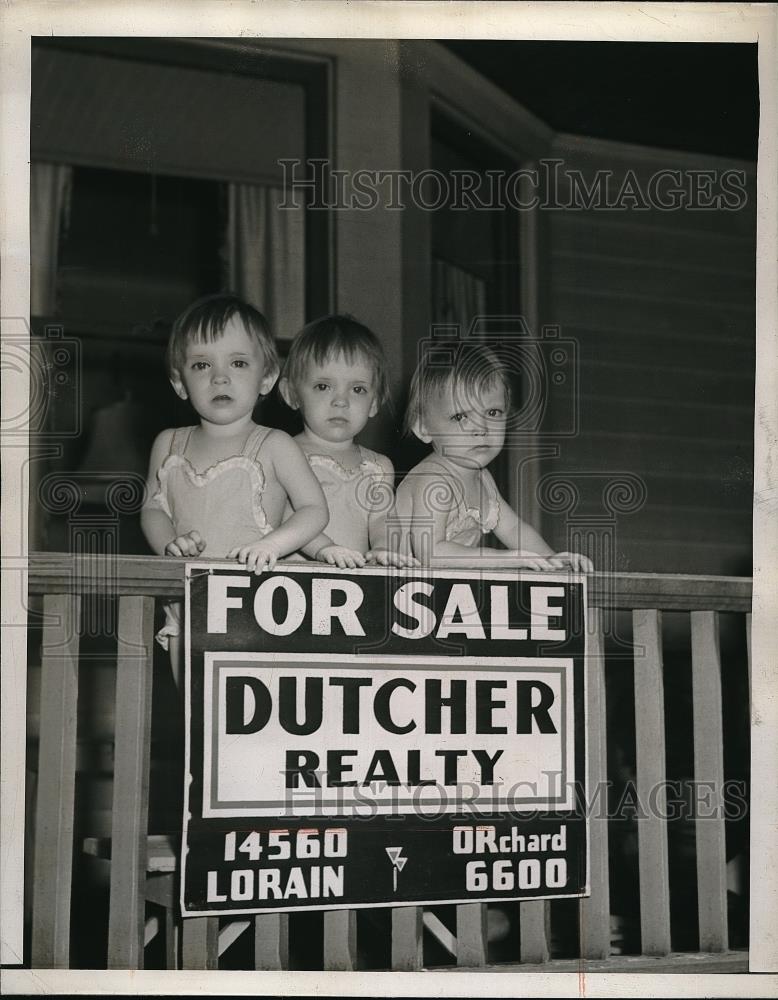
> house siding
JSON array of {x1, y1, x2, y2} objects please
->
[{"x1": 541, "y1": 136, "x2": 756, "y2": 576}]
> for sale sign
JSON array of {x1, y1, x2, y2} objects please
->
[{"x1": 182, "y1": 564, "x2": 588, "y2": 915}]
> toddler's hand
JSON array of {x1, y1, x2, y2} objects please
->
[
  {"x1": 366, "y1": 548, "x2": 420, "y2": 569},
  {"x1": 553, "y1": 551, "x2": 594, "y2": 573},
  {"x1": 228, "y1": 541, "x2": 281, "y2": 574},
  {"x1": 512, "y1": 554, "x2": 561, "y2": 571},
  {"x1": 315, "y1": 545, "x2": 366, "y2": 569},
  {"x1": 165, "y1": 530, "x2": 205, "y2": 558}
]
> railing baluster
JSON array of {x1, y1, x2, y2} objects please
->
[
  {"x1": 391, "y1": 906, "x2": 423, "y2": 970},
  {"x1": 745, "y1": 612, "x2": 752, "y2": 711},
  {"x1": 107, "y1": 596, "x2": 154, "y2": 969},
  {"x1": 633, "y1": 609, "x2": 671, "y2": 956},
  {"x1": 456, "y1": 902, "x2": 486, "y2": 967},
  {"x1": 519, "y1": 900, "x2": 549, "y2": 963},
  {"x1": 323, "y1": 909, "x2": 357, "y2": 970},
  {"x1": 579, "y1": 605, "x2": 611, "y2": 958},
  {"x1": 254, "y1": 912, "x2": 289, "y2": 970},
  {"x1": 143, "y1": 873, "x2": 177, "y2": 968},
  {"x1": 691, "y1": 611, "x2": 728, "y2": 951},
  {"x1": 164, "y1": 898, "x2": 178, "y2": 969},
  {"x1": 31, "y1": 594, "x2": 81, "y2": 968},
  {"x1": 182, "y1": 916, "x2": 219, "y2": 969}
]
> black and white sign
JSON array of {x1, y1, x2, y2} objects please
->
[{"x1": 182, "y1": 564, "x2": 588, "y2": 915}]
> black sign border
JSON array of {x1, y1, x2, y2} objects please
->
[{"x1": 181, "y1": 562, "x2": 589, "y2": 916}]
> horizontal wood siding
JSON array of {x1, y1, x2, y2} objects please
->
[{"x1": 544, "y1": 140, "x2": 755, "y2": 577}]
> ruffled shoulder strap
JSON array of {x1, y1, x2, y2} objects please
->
[
  {"x1": 357, "y1": 446, "x2": 386, "y2": 473},
  {"x1": 150, "y1": 428, "x2": 193, "y2": 517},
  {"x1": 419, "y1": 457, "x2": 470, "y2": 521},
  {"x1": 243, "y1": 424, "x2": 274, "y2": 461},
  {"x1": 480, "y1": 468, "x2": 501, "y2": 531},
  {"x1": 169, "y1": 426, "x2": 195, "y2": 456},
  {"x1": 423, "y1": 456, "x2": 465, "y2": 493}
]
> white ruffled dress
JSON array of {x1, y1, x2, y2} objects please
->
[{"x1": 147, "y1": 424, "x2": 274, "y2": 648}]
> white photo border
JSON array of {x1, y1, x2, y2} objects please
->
[{"x1": 1, "y1": 1, "x2": 776, "y2": 994}]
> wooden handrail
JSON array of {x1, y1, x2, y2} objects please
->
[{"x1": 27, "y1": 552, "x2": 753, "y2": 612}]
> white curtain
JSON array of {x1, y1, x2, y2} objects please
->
[
  {"x1": 30, "y1": 162, "x2": 72, "y2": 316},
  {"x1": 225, "y1": 183, "x2": 305, "y2": 341},
  {"x1": 432, "y1": 257, "x2": 487, "y2": 334}
]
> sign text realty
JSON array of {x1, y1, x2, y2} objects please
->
[{"x1": 182, "y1": 565, "x2": 588, "y2": 915}]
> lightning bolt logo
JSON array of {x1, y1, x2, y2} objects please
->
[{"x1": 385, "y1": 846, "x2": 408, "y2": 891}]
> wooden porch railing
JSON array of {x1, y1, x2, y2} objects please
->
[{"x1": 26, "y1": 553, "x2": 752, "y2": 971}]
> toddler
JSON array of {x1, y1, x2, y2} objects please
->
[
  {"x1": 141, "y1": 294, "x2": 328, "y2": 682},
  {"x1": 394, "y1": 340, "x2": 593, "y2": 571},
  {"x1": 279, "y1": 314, "x2": 416, "y2": 568}
]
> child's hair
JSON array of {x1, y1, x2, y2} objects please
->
[
  {"x1": 166, "y1": 293, "x2": 279, "y2": 381},
  {"x1": 404, "y1": 339, "x2": 512, "y2": 436},
  {"x1": 282, "y1": 314, "x2": 390, "y2": 406}
]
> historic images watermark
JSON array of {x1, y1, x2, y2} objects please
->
[
  {"x1": 278, "y1": 158, "x2": 749, "y2": 213},
  {"x1": 281, "y1": 774, "x2": 749, "y2": 824},
  {"x1": 2, "y1": 319, "x2": 82, "y2": 442},
  {"x1": 8, "y1": 318, "x2": 148, "y2": 644}
]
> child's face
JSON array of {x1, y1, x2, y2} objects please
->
[
  {"x1": 171, "y1": 317, "x2": 277, "y2": 426},
  {"x1": 289, "y1": 352, "x2": 379, "y2": 444},
  {"x1": 417, "y1": 378, "x2": 508, "y2": 469}
]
